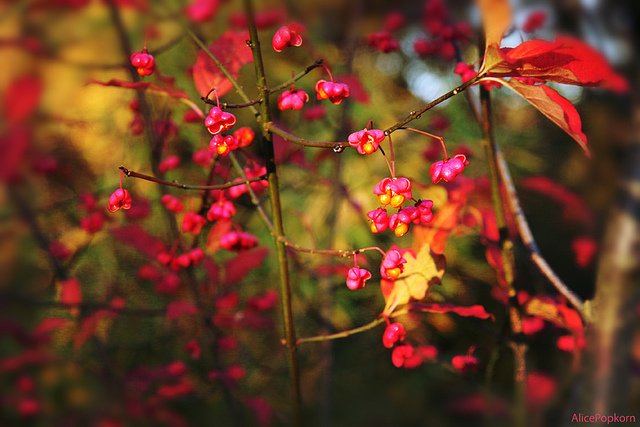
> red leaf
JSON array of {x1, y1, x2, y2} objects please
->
[
  {"x1": 521, "y1": 176, "x2": 594, "y2": 226},
  {"x1": 88, "y1": 79, "x2": 190, "y2": 99},
  {"x1": 488, "y1": 37, "x2": 628, "y2": 93},
  {"x1": 0, "y1": 126, "x2": 29, "y2": 182},
  {"x1": 73, "y1": 309, "x2": 113, "y2": 349},
  {"x1": 498, "y1": 79, "x2": 589, "y2": 154},
  {"x1": 192, "y1": 30, "x2": 253, "y2": 97},
  {"x1": 4, "y1": 75, "x2": 42, "y2": 125},
  {"x1": 337, "y1": 74, "x2": 369, "y2": 104},
  {"x1": 166, "y1": 301, "x2": 199, "y2": 320},
  {"x1": 223, "y1": 247, "x2": 268, "y2": 285},
  {"x1": 111, "y1": 225, "x2": 165, "y2": 258},
  {"x1": 411, "y1": 303, "x2": 494, "y2": 320}
]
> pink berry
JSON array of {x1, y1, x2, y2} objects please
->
[
  {"x1": 430, "y1": 154, "x2": 469, "y2": 184},
  {"x1": 373, "y1": 177, "x2": 413, "y2": 208},
  {"x1": 367, "y1": 208, "x2": 390, "y2": 233},
  {"x1": 451, "y1": 354, "x2": 479, "y2": 373},
  {"x1": 185, "y1": 0, "x2": 219, "y2": 23},
  {"x1": 391, "y1": 344, "x2": 415, "y2": 368},
  {"x1": 315, "y1": 80, "x2": 350, "y2": 105},
  {"x1": 161, "y1": 194, "x2": 184, "y2": 213},
  {"x1": 272, "y1": 23, "x2": 303, "y2": 52},
  {"x1": 233, "y1": 127, "x2": 255, "y2": 147},
  {"x1": 380, "y1": 249, "x2": 407, "y2": 280},
  {"x1": 107, "y1": 188, "x2": 132, "y2": 213},
  {"x1": 192, "y1": 148, "x2": 213, "y2": 167},
  {"x1": 158, "y1": 155, "x2": 181, "y2": 173},
  {"x1": 206, "y1": 198, "x2": 236, "y2": 221},
  {"x1": 382, "y1": 322, "x2": 406, "y2": 348},
  {"x1": 130, "y1": 50, "x2": 155, "y2": 77},
  {"x1": 345, "y1": 267, "x2": 372, "y2": 290},
  {"x1": 220, "y1": 231, "x2": 259, "y2": 251},
  {"x1": 366, "y1": 31, "x2": 400, "y2": 53},
  {"x1": 348, "y1": 128, "x2": 385, "y2": 155},
  {"x1": 522, "y1": 10, "x2": 547, "y2": 33},
  {"x1": 277, "y1": 88, "x2": 309, "y2": 111},
  {"x1": 204, "y1": 107, "x2": 237, "y2": 135}
]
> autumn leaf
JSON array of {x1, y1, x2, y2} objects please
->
[
  {"x1": 4, "y1": 75, "x2": 42, "y2": 125},
  {"x1": 524, "y1": 297, "x2": 583, "y2": 334},
  {"x1": 111, "y1": 225, "x2": 165, "y2": 258},
  {"x1": 497, "y1": 78, "x2": 589, "y2": 154},
  {"x1": 383, "y1": 244, "x2": 446, "y2": 315},
  {"x1": 223, "y1": 247, "x2": 269, "y2": 286},
  {"x1": 192, "y1": 30, "x2": 253, "y2": 97},
  {"x1": 89, "y1": 79, "x2": 189, "y2": 99},
  {"x1": 410, "y1": 303, "x2": 494, "y2": 320},
  {"x1": 413, "y1": 202, "x2": 462, "y2": 254},
  {"x1": 486, "y1": 37, "x2": 628, "y2": 93},
  {"x1": 477, "y1": 0, "x2": 512, "y2": 72}
]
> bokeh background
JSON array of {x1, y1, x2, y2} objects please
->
[{"x1": 1, "y1": 0, "x2": 638, "y2": 426}]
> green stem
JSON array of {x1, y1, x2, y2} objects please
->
[{"x1": 243, "y1": 0, "x2": 302, "y2": 424}]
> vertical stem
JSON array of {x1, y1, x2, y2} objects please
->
[
  {"x1": 243, "y1": 0, "x2": 302, "y2": 424},
  {"x1": 480, "y1": 87, "x2": 527, "y2": 427}
]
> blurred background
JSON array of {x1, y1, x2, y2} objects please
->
[{"x1": 0, "y1": 0, "x2": 638, "y2": 425}]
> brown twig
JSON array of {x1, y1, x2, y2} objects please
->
[
  {"x1": 266, "y1": 122, "x2": 349, "y2": 149},
  {"x1": 119, "y1": 165, "x2": 267, "y2": 191}
]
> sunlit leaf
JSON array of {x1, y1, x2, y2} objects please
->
[{"x1": 383, "y1": 244, "x2": 446, "y2": 315}]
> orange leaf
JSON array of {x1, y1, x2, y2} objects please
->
[
  {"x1": 192, "y1": 30, "x2": 253, "y2": 97},
  {"x1": 498, "y1": 79, "x2": 589, "y2": 154},
  {"x1": 413, "y1": 202, "x2": 462, "y2": 254},
  {"x1": 477, "y1": 0, "x2": 512, "y2": 72}
]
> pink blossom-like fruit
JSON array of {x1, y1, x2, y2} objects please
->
[
  {"x1": 107, "y1": 188, "x2": 132, "y2": 213},
  {"x1": 277, "y1": 88, "x2": 309, "y2": 111},
  {"x1": 130, "y1": 50, "x2": 155, "y2": 77},
  {"x1": 382, "y1": 322, "x2": 406, "y2": 348},
  {"x1": 315, "y1": 80, "x2": 350, "y2": 105},
  {"x1": 430, "y1": 154, "x2": 470, "y2": 184},
  {"x1": 348, "y1": 128, "x2": 385, "y2": 155},
  {"x1": 380, "y1": 249, "x2": 407, "y2": 280},
  {"x1": 272, "y1": 23, "x2": 303, "y2": 52},
  {"x1": 204, "y1": 107, "x2": 237, "y2": 135},
  {"x1": 345, "y1": 267, "x2": 372, "y2": 290}
]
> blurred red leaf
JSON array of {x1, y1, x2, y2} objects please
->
[
  {"x1": 0, "y1": 126, "x2": 29, "y2": 182},
  {"x1": 192, "y1": 30, "x2": 253, "y2": 97},
  {"x1": 337, "y1": 74, "x2": 369, "y2": 104},
  {"x1": 166, "y1": 301, "x2": 199, "y2": 320},
  {"x1": 489, "y1": 37, "x2": 628, "y2": 93},
  {"x1": 111, "y1": 225, "x2": 165, "y2": 258},
  {"x1": 521, "y1": 176, "x2": 594, "y2": 226},
  {"x1": 74, "y1": 309, "x2": 114, "y2": 349},
  {"x1": 413, "y1": 202, "x2": 461, "y2": 254},
  {"x1": 223, "y1": 247, "x2": 268, "y2": 286},
  {"x1": 4, "y1": 75, "x2": 42, "y2": 125},
  {"x1": 499, "y1": 79, "x2": 589, "y2": 153},
  {"x1": 89, "y1": 79, "x2": 190, "y2": 99},
  {"x1": 411, "y1": 303, "x2": 494, "y2": 320}
]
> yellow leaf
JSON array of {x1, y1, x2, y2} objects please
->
[
  {"x1": 477, "y1": 0, "x2": 512, "y2": 72},
  {"x1": 383, "y1": 244, "x2": 446, "y2": 315}
]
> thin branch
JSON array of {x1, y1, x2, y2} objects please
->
[
  {"x1": 297, "y1": 308, "x2": 409, "y2": 345},
  {"x1": 201, "y1": 96, "x2": 263, "y2": 109},
  {"x1": 268, "y1": 59, "x2": 324, "y2": 94},
  {"x1": 495, "y1": 150, "x2": 585, "y2": 313},
  {"x1": 228, "y1": 153, "x2": 275, "y2": 232},
  {"x1": 266, "y1": 122, "x2": 349, "y2": 149},
  {"x1": 119, "y1": 165, "x2": 267, "y2": 191},
  {"x1": 385, "y1": 73, "x2": 485, "y2": 134}
]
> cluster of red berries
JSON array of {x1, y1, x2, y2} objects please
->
[
  {"x1": 366, "y1": 11, "x2": 405, "y2": 53},
  {"x1": 413, "y1": 0, "x2": 471, "y2": 60}
]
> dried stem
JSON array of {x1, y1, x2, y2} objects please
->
[
  {"x1": 119, "y1": 165, "x2": 267, "y2": 191},
  {"x1": 266, "y1": 122, "x2": 349, "y2": 149}
]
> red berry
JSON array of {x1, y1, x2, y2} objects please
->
[
  {"x1": 107, "y1": 188, "x2": 132, "y2": 213},
  {"x1": 315, "y1": 80, "x2": 350, "y2": 105},
  {"x1": 382, "y1": 322, "x2": 406, "y2": 348},
  {"x1": 209, "y1": 134, "x2": 239, "y2": 156},
  {"x1": 206, "y1": 198, "x2": 236, "y2": 221},
  {"x1": 204, "y1": 107, "x2": 237, "y2": 135},
  {"x1": 367, "y1": 208, "x2": 390, "y2": 233},
  {"x1": 181, "y1": 212, "x2": 206, "y2": 235},
  {"x1": 160, "y1": 194, "x2": 184, "y2": 213},
  {"x1": 366, "y1": 31, "x2": 400, "y2": 53},
  {"x1": 373, "y1": 177, "x2": 412, "y2": 208},
  {"x1": 158, "y1": 155, "x2": 181, "y2": 173},
  {"x1": 430, "y1": 154, "x2": 469, "y2": 184},
  {"x1": 233, "y1": 127, "x2": 255, "y2": 148},
  {"x1": 272, "y1": 23, "x2": 303, "y2": 52},
  {"x1": 451, "y1": 354, "x2": 479, "y2": 373},
  {"x1": 277, "y1": 88, "x2": 309, "y2": 111},
  {"x1": 130, "y1": 50, "x2": 155, "y2": 77}
]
